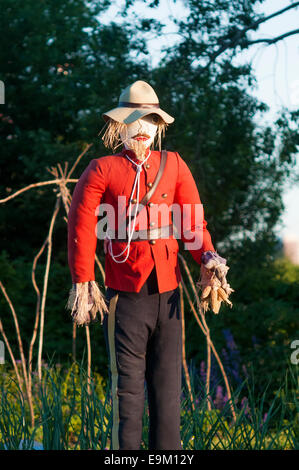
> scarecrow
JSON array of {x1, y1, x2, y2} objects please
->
[{"x1": 67, "y1": 80, "x2": 233, "y2": 450}]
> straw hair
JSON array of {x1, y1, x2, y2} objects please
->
[{"x1": 101, "y1": 119, "x2": 127, "y2": 152}]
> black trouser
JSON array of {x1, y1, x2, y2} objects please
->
[{"x1": 103, "y1": 268, "x2": 182, "y2": 450}]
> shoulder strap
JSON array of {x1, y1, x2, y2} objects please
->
[
  {"x1": 138, "y1": 149, "x2": 167, "y2": 210},
  {"x1": 116, "y1": 150, "x2": 168, "y2": 236}
]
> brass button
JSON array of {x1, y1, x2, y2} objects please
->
[
  {"x1": 162, "y1": 193, "x2": 167, "y2": 198},
  {"x1": 131, "y1": 198, "x2": 137, "y2": 204},
  {"x1": 145, "y1": 164, "x2": 150, "y2": 169},
  {"x1": 147, "y1": 182, "x2": 153, "y2": 188},
  {"x1": 150, "y1": 221, "x2": 155, "y2": 227},
  {"x1": 149, "y1": 239, "x2": 156, "y2": 245},
  {"x1": 148, "y1": 202, "x2": 154, "y2": 207}
]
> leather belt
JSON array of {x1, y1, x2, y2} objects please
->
[{"x1": 113, "y1": 224, "x2": 173, "y2": 242}]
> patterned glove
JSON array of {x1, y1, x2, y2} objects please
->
[{"x1": 197, "y1": 251, "x2": 234, "y2": 314}]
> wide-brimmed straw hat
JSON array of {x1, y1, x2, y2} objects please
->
[{"x1": 102, "y1": 80, "x2": 174, "y2": 125}]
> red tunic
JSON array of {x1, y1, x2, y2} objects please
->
[{"x1": 68, "y1": 148, "x2": 215, "y2": 293}]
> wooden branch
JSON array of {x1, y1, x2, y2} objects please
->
[
  {"x1": 0, "y1": 154, "x2": 82, "y2": 420},
  {"x1": 85, "y1": 325, "x2": 92, "y2": 396},
  {"x1": 178, "y1": 254, "x2": 211, "y2": 409},
  {"x1": 179, "y1": 283, "x2": 195, "y2": 412},
  {"x1": 0, "y1": 319, "x2": 23, "y2": 390},
  {"x1": 181, "y1": 279, "x2": 236, "y2": 423},
  {"x1": 58, "y1": 180, "x2": 72, "y2": 216},
  {"x1": 37, "y1": 197, "x2": 61, "y2": 381},
  {"x1": 178, "y1": 254, "x2": 205, "y2": 326},
  {"x1": 0, "y1": 281, "x2": 32, "y2": 417},
  {"x1": 64, "y1": 162, "x2": 69, "y2": 177},
  {"x1": 95, "y1": 254, "x2": 106, "y2": 284},
  {"x1": 72, "y1": 323, "x2": 77, "y2": 363},
  {"x1": 204, "y1": 2, "x2": 299, "y2": 68},
  {"x1": 57, "y1": 163, "x2": 65, "y2": 179},
  {"x1": 0, "y1": 145, "x2": 95, "y2": 412},
  {"x1": 181, "y1": 278, "x2": 212, "y2": 409},
  {"x1": 66, "y1": 143, "x2": 93, "y2": 179},
  {"x1": 0, "y1": 179, "x2": 78, "y2": 204},
  {"x1": 245, "y1": 29, "x2": 299, "y2": 46},
  {"x1": 27, "y1": 236, "x2": 48, "y2": 426}
]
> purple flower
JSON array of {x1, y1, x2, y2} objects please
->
[
  {"x1": 221, "y1": 329, "x2": 244, "y2": 385},
  {"x1": 241, "y1": 397, "x2": 250, "y2": 416},
  {"x1": 223, "y1": 329, "x2": 237, "y2": 350},
  {"x1": 214, "y1": 385, "x2": 226, "y2": 409}
]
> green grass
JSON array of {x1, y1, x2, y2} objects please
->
[{"x1": 0, "y1": 362, "x2": 298, "y2": 450}]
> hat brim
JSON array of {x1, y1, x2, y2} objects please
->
[{"x1": 102, "y1": 106, "x2": 174, "y2": 125}]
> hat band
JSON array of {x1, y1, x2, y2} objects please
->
[{"x1": 118, "y1": 101, "x2": 160, "y2": 109}]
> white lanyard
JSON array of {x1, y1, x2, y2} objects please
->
[{"x1": 106, "y1": 151, "x2": 151, "y2": 263}]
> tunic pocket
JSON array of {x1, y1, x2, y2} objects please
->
[{"x1": 166, "y1": 238, "x2": 179, "y2": 260}]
